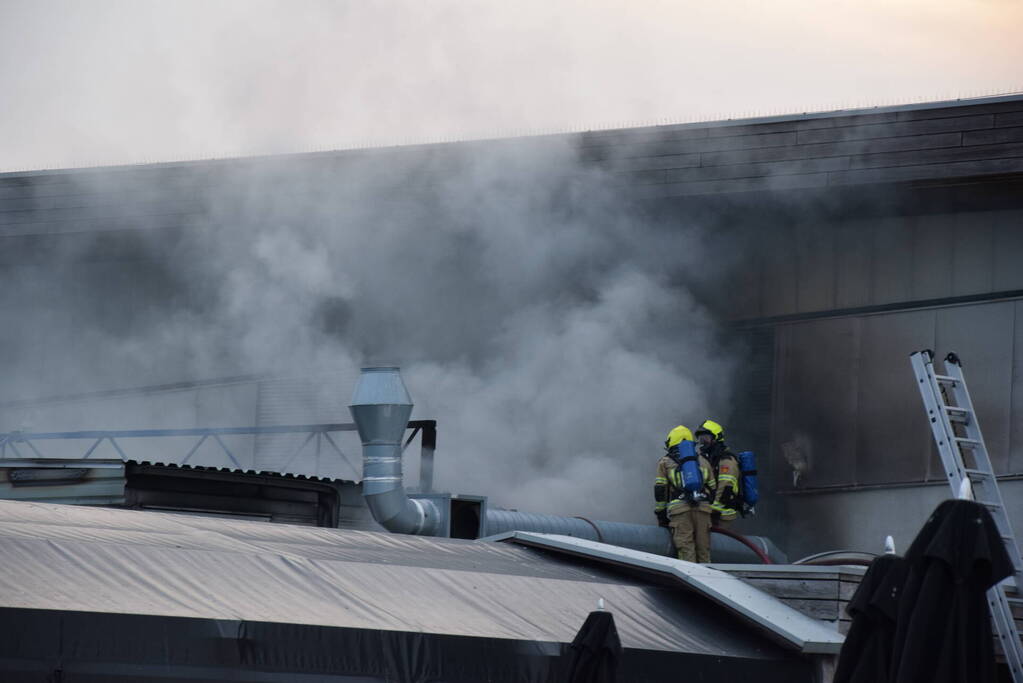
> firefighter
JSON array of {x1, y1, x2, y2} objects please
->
[
  {"x1": 654, "y1": 425, "x2": 715, "y2": 563},
  {"x1": 694, "y1": 419, "x2": 740, "y2": 527}
]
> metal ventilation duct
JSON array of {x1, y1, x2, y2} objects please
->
[
  {"x1": 350, "y1": 367, "x2": 786, "y2": 564},
  {"x1": 349, "y1": 367, "x2": 441, "y2": 535},
  {"x1": 485, "y1": 509, "x2": 674, "y2": 556}
]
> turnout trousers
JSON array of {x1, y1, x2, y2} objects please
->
[{"x1": 669, "y1": 507, "x2": 711, "y2": 563}]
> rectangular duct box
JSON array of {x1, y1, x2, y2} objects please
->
[
  {"x1": 450, "y1": 494, "x2": 487, "y2": 540},
  {"x1": 407, "y1": 493, "x2": 488, "y2": 539}
]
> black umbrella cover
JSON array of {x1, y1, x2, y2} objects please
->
[
  {"x1": 833, "y1": 553, "x2": 908, "y2": 683},
  {"x1": 567, "y1": 610, "x2": 622, "y2": 683},
  {"x1": 889, "y1": 499, "x2": 1014, "y2": 683}
]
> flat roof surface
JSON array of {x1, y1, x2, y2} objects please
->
[
  {"x1": 492, "y1": 531, "x2": 848, "y2": 654},
  {"x1": 0, "y1": 498, "x2": 795, "y2": 660}
]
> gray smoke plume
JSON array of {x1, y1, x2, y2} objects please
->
[{"x1": 0, "y1": 137, "x2": 738, "y2": 523}]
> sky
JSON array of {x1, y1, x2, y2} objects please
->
[{"x1": 1, "y1": 0, "x2": 1021, "y2": 172}]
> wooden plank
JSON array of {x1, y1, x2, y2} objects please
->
[
  {"x1": 587, "y1": 131, "x2": 799, "y2": 162},
  {"x1": 964, "y1": 126, "x2": 1023, "y2": 146},
  {"x1": 793, "y1": 112, "x2": 899, "y2": 131},
  {"x1": 0, "y1": 213, "x2": 202, "y2": 238},
  {"x1": 605, "y1": 153, "x2": 700, "y2": 172},
  {"x1": 777, "y1": 597, "x2": 841, "y2": 620},
  {"x1": 664, "y1": 156, "x2": 849, "y2": 184},
  {"x1": 611, "y1": 169, "x2": 667, "y2": 185},
  {"x1": 0, "y1": 203, "x2": 206, "y2": 227},
  {"x1": 0, "y1": 184, "x2": 209, "y2": 213},
  {"x1": 635, "y1": 171, "x2": 828, "y2": 198},
  {"x1": 827, "y1": 157, "x2": 1023, "y2": 186},
  {"x1": 699, "y1": 132, "x2": 963, "y2": 167},
  {"x1": 579, "y1": 126, "x2": 710, "y2": 149},
  {"x1": 797, "y1": 114, "x2": 994, "y2": 145},
  {"x1": 848, "y1": 141, "x2": 1023, "y2": 171},
  {"x1": 840, "y1": 580, "x2": 861, "y2": 601},
  {"x1": 0, "y1": 171, "x2": 207, "y2": 202},
  {"x1": 896, "y1": 101, "x2": 1023, "y2": 121},
  {"x1": 740, "y1": 577, "x2": 841, "y2": 600},
  {"x1": 722, "y1": 567, "x2": 866, "y2": 581},
  {"x1": 996, "y1": 111, "x2": 1023, "y2": 128}
]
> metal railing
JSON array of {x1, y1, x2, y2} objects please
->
[{"x1": 0, "y1": 420, "x2": 437, "y2": 489}]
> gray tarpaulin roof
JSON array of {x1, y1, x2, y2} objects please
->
[
  {"x1": 0, "y1": 498, "x2": 789, "y2": 660},
  {"x1": 490, "y1": 530, "x2": 847, "y2": 654}
]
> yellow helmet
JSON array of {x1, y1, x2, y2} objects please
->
[
  {"x1": 665, "y1": 425, "x2": 693, "y2": 449},
  {"x1": 695, "y1": 419, "x2": 725, "y2": 442}
]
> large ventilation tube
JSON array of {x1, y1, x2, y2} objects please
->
[
  {"x1": 350, "y1": 366, "x2": 787, "y2": 564},
  {"x1": 485, "y1": 510, "x2": 786, "y2": 563},
  {"x1": 485, "y1": 510, "x2": 674, "y2": 556},
  {"x1": 349, "y1": 367, "x2": 442, "y2": 536}
]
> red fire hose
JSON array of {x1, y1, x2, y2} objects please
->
[{"x1": 710, "y1": 525, "x2": 774, "y2": 564}]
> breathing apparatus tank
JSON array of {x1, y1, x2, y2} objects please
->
[
  {"x1": 738, "y1": 450, "x2": 759, "y2": 505},
  {"x1": 677, "y1": 439, "x2": 703, "y2": 495}
]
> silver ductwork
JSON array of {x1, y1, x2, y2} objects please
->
[
  {"x1": 349, "y1": 367, "x2": 441, "y2": 536},
  {"x1": 349, "y1": 366, "x2": 786, "y2": 564},
  {"x1": 485, "y1": 509, "x2": 674, "y2": 556},
  {"x1": 484, "y1": 509, "x2": 787, "y2": 563}
]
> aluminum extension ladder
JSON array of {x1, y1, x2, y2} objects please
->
[{"x1": 911, "y1": 350, "x2": 1023, "y2": 681}]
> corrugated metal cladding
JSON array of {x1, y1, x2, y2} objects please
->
[{"x1": 0, "y1": 499, "x2": 815, "y2": 683}]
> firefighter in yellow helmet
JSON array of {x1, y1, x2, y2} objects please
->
[
  {"x1": 654, "y1": 425, "x2": 715, "y2": 563},
  {"x1": 694, "y1": 419, "x2": 740, "y2": 528}
]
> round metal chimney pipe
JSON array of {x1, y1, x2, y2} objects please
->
[{"x1": 349, "y1": 367, "x2": 441, "y2": 536}]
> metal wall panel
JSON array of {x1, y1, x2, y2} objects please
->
[
  {"x1": 726, "y1": 242, "x2": 763, "y2": 320},
  {"x1": 870, "y1": 217, "x2": 914, "y2": 306},
  {"x1": 855, "y1": 310, "x2": 935, "y2": 485},
  {"x1": 834, "y1": 220, "x2": 872, "y2": 309},
  {"x1": 794, "y1": 223, "x2": 835, "y2": 313},
  {"x1": 992, "y1": 210, "x2": 1023, "y2": 292},
  {"x1": 910, "y1": 214, "x2": 953, "y2": 301},
  {"x1": 1012, "y1": 301, "x2": 1023, "y2": 474},
  {"x1": 759, "y1": 223, "x2": 798, "y2": 317},
  {"x1": 935, "y1": 303, "x2": 1015, "y2": 475},
  {"x1": 772, "y1": 318, "x2": 860, "y2": 489},
  {"x1": 950, "y1": 214, "x2": 993, "y2": 296}
]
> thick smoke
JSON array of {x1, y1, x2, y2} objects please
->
[{"x1": 0, "y1": 138, "x2": 736, "y2": 523}]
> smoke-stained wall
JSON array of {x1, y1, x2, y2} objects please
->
[{"x1": 737, "y1": 207, "x2": 1023, "y2": 557}]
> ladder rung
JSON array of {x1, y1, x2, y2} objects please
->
[
  {"x1": 933, "y1": 374, "x2": 957, "y2": 384},
  {"x1": 965, "y1": 468, "x2": 994, "y2": 478},
  {"x1": 944, "y1": 407, "x2": 971, "y2": 422},
  {"x1": 955, "y1": 437, "x2": 983, "y2": 447}
]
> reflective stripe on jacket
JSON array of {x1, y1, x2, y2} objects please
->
[
  {"x1": 656, "y1": 453, "x2": 714, "y2": 514},
  {"x1": 710, "y1": 453, "x2": 740, "y2": 520}
]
